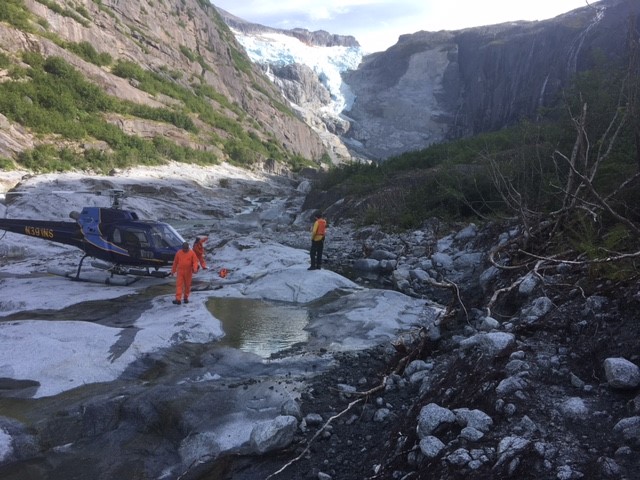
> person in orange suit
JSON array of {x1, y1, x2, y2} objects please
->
[
  {"x1": 171, "y1": 241, "x2": 199, "y2": 305},
  {"x1": 192, "y1": 235, "x2": 208, "y2": 270}
]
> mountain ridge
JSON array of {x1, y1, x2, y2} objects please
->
[{"x1": 215, "y1": 6, "x2": 360, "y2": 49}]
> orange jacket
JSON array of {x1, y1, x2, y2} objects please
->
[
  {"x1": 312, "y1": 218, "x2": 327, "y2": 241},
  {"x1": 171, "y1": 249, "x2": 199, "y2": 274}
]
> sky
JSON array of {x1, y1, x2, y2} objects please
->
[{"x1": 212, "y1": 0, "x2": 597, "y2": 53}]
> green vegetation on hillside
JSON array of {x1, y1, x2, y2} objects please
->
[
  {"x1": 0, "y1": 0, "x2": 32, "y2": 31},
  {"x1": 0, "y1": 53, "x2": 217, "y2": 172},
  {"x1": 66, "y1": 41, "x2": 112, "y2": 67},
  {"x1": 317, "y1": 123, "x2": 568, "y2": 227},
  {"x1": 34, "y1": 0, "x2": 90, "y2": 27},
  {"x1": 0, "y1": 50, "x2": 312, "y2": 172},
  {"x1": 109, "y1": 59, "x2": 302, "y2": 167}
]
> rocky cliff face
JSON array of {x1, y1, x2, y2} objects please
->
[
  {"x1": 0, "y1": 0, "x2": 326, "y2": 167},
  {"x1": 342, "y1": 0, "x2": 638, "y2": 160}
]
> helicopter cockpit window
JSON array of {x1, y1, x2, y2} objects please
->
[{"x1": 149, "y1": 224, "x2": 184, "y2": 249}]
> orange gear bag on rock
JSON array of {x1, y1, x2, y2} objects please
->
[{"x1": 218, "y1": 268, "x2": 228, "y2": 278}]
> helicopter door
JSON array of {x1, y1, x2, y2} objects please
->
[
  {"x1": 113, "y1": 228, "x2": 146, "y2": 258},
  {"x1": 123, "y1": 231, "x2": 141, "y2": 249}
]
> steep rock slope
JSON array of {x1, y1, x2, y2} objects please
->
[
  {"x1": 343, "y1": 0, "x2": 638, "y2": 160},
  {"x1": 0, "y1": 0, "x2": 326, "y2": 168}
]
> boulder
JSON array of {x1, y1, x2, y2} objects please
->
[
  {"x1": 459, "y1": 332, "x2": 515, "y2": 356},
  {"x1": 604, "y1": 358, "x2": 640, "y2": 389},
  {"x1": 250, "y1": 415, "x2": 298, "y2": 454},
  {"x1": 416, "y1": 403, "x2": 455, "y2": 439}
]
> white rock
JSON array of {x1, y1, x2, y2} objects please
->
[
  {"x1": 250, "y1": 415, "x2": 298, "y2": 454},
  {"x1": 520, "y1": 296, "x2": 553, "y2": 323},
  {"x1": 495, "y1": 436, "x2": 530, "y2": 467},
  {"x1": 560, "y1": 397, "x2": 589, "y2": 420},
  {"x1": 0, "y1": 428, "x2": 13, "y2": 463},
  {"x1": 454, "y1": 408, "x2": 493, "y2": 432},
  {"x1": 604, "y1": 358, "x2": 640, "y2": 389},
  {"x1": 460, "y1": 427, "x2": 484, "y2": 441},
  {"x1": 404, "y1": 359, "x2": 432, "y2": 377},
  {"x1": 419, "y1": 435, "x2": 445, "y2": 458},
  {"x1": 447, "y1": 448, "x2": 472, "y2": 466},
  {"x1": 479, "y1": 316, "x2": 500, "y2": 331},
  {"x1": 416, "y1": 403, "x2": 455, "y2": 438},
  {"x1": 459, "y1": 332, "x2": 515, "y2": 356},
  {"x1": 496, "y1": 374, "x2": 529, "y2": 396},
  {"x1": 518, "y1": 273, "x2": 539, "y2": 296},
  {"x1": 613, "y1": 416, "x2": 640, "y2": 443}
]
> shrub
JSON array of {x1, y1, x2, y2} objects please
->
[
  {"x1": 179, "y1": 45, "x2": 197, "y2": 62},
  {"x1": 34, "y1": 0, "x2": 89, "y2": 26},
  {"x1": 0, "y1": 157, "x2": 15, "y2": 169},
  {"x1": 66, "y1": 41, "x2": 112, "y2": 66},
  {"x1": 111, "y1": 60, "x2": 146, "y2": 81},
  {"x1": 0, "y1": 0, "x2": 32, "y2": 30}
]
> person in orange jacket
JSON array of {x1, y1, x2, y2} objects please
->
[
  {"x1": 171, "y1": 241, "x2": 199, "y2": 305},
  {"x1": 309, "y1": 211, "x2": 327, "y2": 270},
  {"x1": 192, "y1": 235, "x2": 208, "y2": 270}
]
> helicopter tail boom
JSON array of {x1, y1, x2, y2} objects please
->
[{"x1": 0, "y1": 218, "x2": 84, "y2": 249}]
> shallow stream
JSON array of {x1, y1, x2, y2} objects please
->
[{"x1": 207, "y1": 297, "x2": 310, "y2": 358}]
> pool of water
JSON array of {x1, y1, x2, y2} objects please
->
[{"x1": 207, "y1": 297, "x2": 310, "y2": 358}]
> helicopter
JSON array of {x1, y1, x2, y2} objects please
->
[{"x1": 0, "y1": 188, "x2": 185, "y2": 283}]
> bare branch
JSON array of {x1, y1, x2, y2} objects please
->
[
  {"x1": 518, "y1": 248, "x2": 640, "y2": 265},
  {"x1": 558, "y1": 146, "x2": 640, "y2": 235},
  {"x1": 486, "y1": 276, "x2": 525, "y2": 318}
]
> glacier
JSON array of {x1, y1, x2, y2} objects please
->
[{"x1": 231, "y1": 29, "x2": 363, "y2": 116}]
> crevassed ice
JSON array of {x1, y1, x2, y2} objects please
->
[{"x1": 232, "y1": 29, "x2": 363, "y2": 115}]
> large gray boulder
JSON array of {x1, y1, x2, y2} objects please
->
[
  {"x1": 416, "y1": 403, "x2": 455, "y2": 439},
  {"x1": 604, "y1": 358, "x2": 640, "y2": 389},
  {"x1": 249, "y1": 415, "x2": 298, "y2": 454}
]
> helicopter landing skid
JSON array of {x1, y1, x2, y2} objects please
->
[
  {"x1": 94, "y1": 260, "x2": 171, "y2": 279},
  {"x1": 47, "y1": 266, "x2": 140, "y2": 286},
  {"x1": 126, "y1": 268, "x2": 171, "y2": 278}
]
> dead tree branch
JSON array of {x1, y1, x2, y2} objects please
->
[{"x1": 518, "y1": 248, "x2": 640, "y2": 265}]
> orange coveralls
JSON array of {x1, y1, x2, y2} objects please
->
[
  {"x1": 193, "y1": 237, "x2": 208, "y2": 270},
  {"x1": 171, "y1": 249, "x2": 199, "y2": 301}
]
